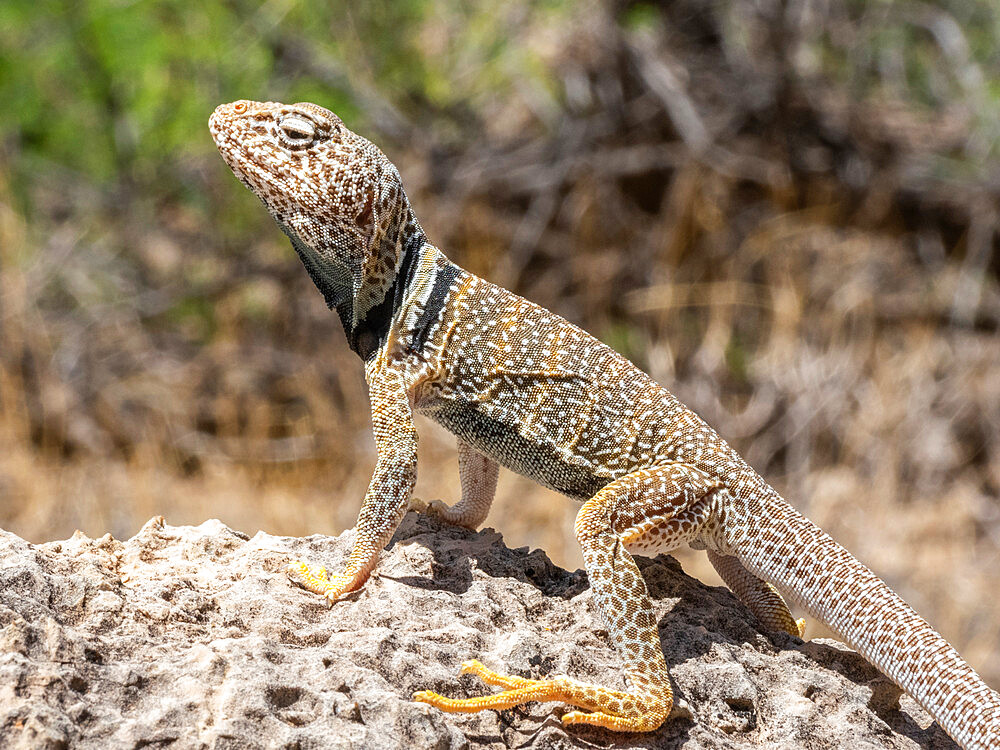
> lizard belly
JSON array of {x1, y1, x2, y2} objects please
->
[{"x1": 421, "y1": 397, "x2": 610, "y2": 501}]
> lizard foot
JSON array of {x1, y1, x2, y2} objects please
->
[
  {"x1": 413, "y1": 659, "x2": 669, "y2": 732},
  {"x1": 286, "y1": 560, "x2": 356, "y2": 605},
  {"x1": 408, "y1": 497, "x2": 478, "y2": 530},
  {"x1": 407, "y1": 496, "x2": 444, "y2": 516}
]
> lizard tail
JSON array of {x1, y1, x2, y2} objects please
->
[{"x1": 734, "y1": 490, "x2": 1000, "y2": 750}]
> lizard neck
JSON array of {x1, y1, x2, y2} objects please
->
[
  {"x1": 277, "y1": 218, "x2": 437, "y2": 362},
  {"x1": 348, "y1": 227, "x2": 429, "y2": 360}
]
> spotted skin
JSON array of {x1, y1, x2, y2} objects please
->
[{"x1": 209, "y1": 100, "x2": 1000, "y2": 747}]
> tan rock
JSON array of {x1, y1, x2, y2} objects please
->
[{"x1": 0, "y1": 514, "x2": 956, "y2": 748}]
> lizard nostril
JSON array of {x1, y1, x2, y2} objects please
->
[{"x1": 233, "y1": 101, "x2": 248, "y2": 114}]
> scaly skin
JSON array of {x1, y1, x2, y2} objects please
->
[{"x1": 209, "y1": 99, "x2": 1000, "y2": 746}]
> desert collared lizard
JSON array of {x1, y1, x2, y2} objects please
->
[{"x1": 209, "y1": 99, "x2": 1000, "y2": 748}]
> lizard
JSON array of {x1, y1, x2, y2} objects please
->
[{"x1": 208, "y1": 99, "x2": 1000, "y2": 748}]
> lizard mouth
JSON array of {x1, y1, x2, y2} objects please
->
[
  {"x1": 208, "y1": 104, "x2": 240, "y2": 149},
  {"x1": 208, "y1": 104, "x2": 261, "y2": 190}
]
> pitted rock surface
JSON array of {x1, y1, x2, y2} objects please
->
[{"x1": 0, "y1": 514, "x2": 956, "y2": 749}]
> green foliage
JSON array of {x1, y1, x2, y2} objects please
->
[
  {"x1": 621, "y1": 3, "x2": 660, "y2": 32},
  {"x1": 1, "y1": 0, "x2": 265, "y2": 183},
  {"x1": 0, "y1": 0, "x2": 570, "y2": 205},
  {"x1": 805, "y1": 0, "x2": 1000, "y2": 168}
]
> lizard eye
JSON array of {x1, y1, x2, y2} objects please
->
[{"x1": 277, "y1": 115, "x2": 317, "y2": 149}]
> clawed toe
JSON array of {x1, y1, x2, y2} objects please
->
[
  {"x1": 411, "y1": 658, "x2": 667, "y2": 731},
  {"x1": 286, "y1": 560, "x2": 356, "y2": 605}
]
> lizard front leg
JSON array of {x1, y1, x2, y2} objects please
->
[
  {"x1": 288, "y1": 367, "x2": 417, "y2": 604},
  {"x1": 410, "y1": 439, "x2": 499, "y2": 530},
  {"x1": 415, "y1": 463, "x2": 723, "y2": 731}
]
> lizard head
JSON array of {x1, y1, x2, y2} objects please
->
[{"x1": 209, "y1": 100, "x2": 423, "y2": 356}]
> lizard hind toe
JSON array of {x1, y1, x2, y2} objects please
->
[{"x1": 412, "y1": 660, "x2": 670, "y2": 732}]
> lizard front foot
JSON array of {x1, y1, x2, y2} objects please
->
[{"x1": 286, "y1": 561, "x2": 359, "y2": 605}]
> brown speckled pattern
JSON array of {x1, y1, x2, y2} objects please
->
[{"x1": 210, "y1": 100, "x2": 1000, "y2": 746}]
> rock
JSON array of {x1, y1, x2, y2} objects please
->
[{"x1": 0, "y1": 514, "x2": 958, "y2": 749}]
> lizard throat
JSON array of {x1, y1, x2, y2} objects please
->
[
  {"x1": 276, "y1": 221, "x2": 354, "y2": 322},
  {"x1": 277, "y1": 220, "x2": 426, "y2": 361}
]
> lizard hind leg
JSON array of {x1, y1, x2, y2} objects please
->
[
  {"x1": 707, "y1": 550, "x2": 805, "y2": 638},
  {"x1": 415, "y1": 463, "x2": 722, "y2": 732}
]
